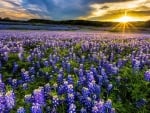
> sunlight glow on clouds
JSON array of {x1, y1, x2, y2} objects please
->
[
  {"x1": 0, "y1": 0, "x2": 41, "y2": 19},
  {"x1": 0, "y1": 0, "x2": 149, "y2": 21},
  {"x1": 78, "y1": 0, "x2": 150, "y2": 21}
]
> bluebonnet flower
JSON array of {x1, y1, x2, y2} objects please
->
[
  {"x1": 18, "y1": 52, "x2": 24, "y2": 61},
  {"x1": 54, "y1": 65, "x2": 59, "y2": 72},
  {"x1": 84, "y1": 97, "x2": 92, "y2": 109},
  {"x1": 21, "y1": 68, "x2": 26, "y2": 74},
  {"x1": 0, "y1": 82, "x2": 5, "y2": 93},
  {"x1": 68, "y1": 103, "x2": 76, "y2": 113},
  {"x1": 78, "y1": 76, "x2": 86, "y2": 86},
  {"x1": 136, "y1": 99, "x2": 147, "y2": 108},
  {"x1": 88, "y1": 81, "x2": 96, "y2": 94},
  {"x1": 103, "y1": 99, "x2": 112, "y2": 113},
  {"x1": 111, "y1": 108, "x2": 116, "y2": 113},
  {"x1": 67, "y1": 84, "x2": 74, "y2": 93},
  {"x1": 117, "y1": 59, "x2": 123, "y2": 68},
  {"x1": 44, "y1": 83, "x2": 51, "y2": 93},
  {"x1": 12, "y1": 62, "x2": 19, "y2": 73},
  {"x1": 78, "y1": 69, "x2": 84, "y2": 77},
  {"x1": 33, "y1": 87, "x2": 45, "y2": 106},
  {"x1": 101, "y1": 68, "x2": 107, "y2": 80},
  {"x1": 31, "y1": 75, "x2": 35, "y2": 82},
  {"x1": 67, "y1": 93, "x2": 75, "y2": 105},
  {"x1": 95, "y1": 100, "x2": 104, "y2": 112},
  {"x1": 7, "y1": 77, "x2": 12, "y2": 86},
  {"x1": 18, "y1": 79, "x2": 23, "y2": 85},
  {"x1": 52, "y1": 95, "x2": 59, "y2": 107},
  {"x1": 63, "y1": 80, "x2": 69, "y2": 92},
  {"x1": 81, "y1": 56, "x2": 85, "y2": 63},
  {"x1": 98, "y1": 75, "x2": 103, "y2": 86},
  {"x1": 67, "y1": 75, "x2": 73, "y2": 84},
  {"x1": 31, "y1": 103, "x2": 42, "y2": 113},
  {"x1": 43, "y1": 60, "x2": 49, "y2": 67},
  {"x1": 51, "y1": 107, "x2": 57, "y2": 113},
  {"x1": 27, "y1": 55, "x2": 32, "y2": 62},
  {"x1": 108, "y1": 52, "x2": 114, "y2": 62},
  {"x1": 12, "y1": 79, "x2": 18, "y2": 88},
  {"x1": 94, "y1": 84, "x2": 101, "y2": 99},
  {"x1": 92, "y1": 106, "x2": 99, "y2": 113},
  {"x1": 62, "y1": 60, "x2": 66, "y2": 69},
  {"x1": 22, "y1": 71, "x2": 30, "y2": 82},
  {"x1": 144, "y1": 70, "x2": 150, "y2": 81},
  {"x1": 17, "y1": 107, "x2": 26, "y2": 113},
  {"x1": 58, "y1": 85, "x2": 65, "y2": 95},
  {"x1": 0, "y1": 61, "x2": 2, "y2": 70},
  {"x1": 3, "y1": 52, "x2": 8, "y2": 61},
  {"x1": 5, "y1": 90, "x2": 16, "y2": 110},
  {"x1": 86, "y1": 72, "x2": 95, "y2": 82},
  {"x1": 90, "y1": 67, "x2": 98, "y2": 76},
  {"x1": 37, "y1": 53, "x2": 42, "y2": 60},
  {"x1": 111, "y1": 66, "x2": 118, "y2": 75},
  {"x1": 79, "y1": 64, "x2": 84, "y2": 69},
  {"x1": 57, "y1": 74, "x2": 63, "y2": 84},
  {"x1": 67, "y1": 62, "x2": 71, "y2": 73},
  {"x1": 132, "y1": 59, "x2": 141, "y2": 70},
  {"x1": 0, "y1": 74, "x2": 2, "y2": 82},
  {"x1": 0, "y1": 93, "x2": 6, "y2": 112},
  {"x1": 29, "y1": 67, "x2": 35, "y2": 75},
  {"x1": 107, "y1": 84, "x2": 113, "y2": 93},
  {"x1": 35, "y1": 61, "x2": 41, "y2": 69},
  {"x1": 80, "y1": 107, "x2": 87, "y2": 113},
  {"x1": 82, "y1": 87, "x2": 90, "y2": 97},
  {"x1": 22, "y1": 83, "x2": 28, "y2": 90},
  {"x1": 24, "y1": 94, "x2": 32, "y2": 103}
]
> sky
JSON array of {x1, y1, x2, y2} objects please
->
[{"x1": 0, "y1": 0, "x2": 150, "y2": 21}]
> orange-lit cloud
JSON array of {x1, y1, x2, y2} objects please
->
[
  {"x1": 78, "y1": 0, "x2": 150, "y2": 21},
  {"x1": 0, "y1": 0, "x2": 45, "y2": 20},
  {"x1": 0, "y1": 0, "x2": 149, "y2": 21}
]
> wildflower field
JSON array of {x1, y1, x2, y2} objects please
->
[{"x1": 0, "y1": 30, "x2": 150, "y2": 113}]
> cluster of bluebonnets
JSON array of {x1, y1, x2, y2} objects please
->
[{"x1": 0, "y1": 31, "x2": 150, "y2": 113}]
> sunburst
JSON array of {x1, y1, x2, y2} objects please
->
[{"x1": 111, "y1": 11, "x2": 137, "y2": 34}]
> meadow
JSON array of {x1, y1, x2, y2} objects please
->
[{"x1": 0, "y1": 30, "x2": 150, "y2": 113}]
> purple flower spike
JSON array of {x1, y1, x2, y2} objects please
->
[
  {"x1": 17, "y1": 107, "x2": 26, "y2": 113},
  {"x1": 31, "y1": 103, "x2": 42, "y2": 113},
  {"x1": 92, "y1": 106, "x2": 99, "y2": 113},
  {"x1": 80, "y1": 107, "x2": 87, "y2": 113},
  {"x1": 0, "y1": 93, "x2": 6, "y2": 112},
  {"x1": 5, "y1": 90, "x2": 16, "y2": 110},
  {"x1": 144, "y1": 70, "x2": 150, "y2": 82},
  {"x1": 68, "y1": 103, "x2": 76, "y2": 113},
  {"x1": 33, "y1": 87, "x2": 45, "y2": 106}
]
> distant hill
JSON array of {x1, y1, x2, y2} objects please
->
[
  {"x1": 0, "y1": 18, "x2": 150, "y2": 28},
  {"x1": 27, "y1": 19, "x2": 114, "y2": 27}
]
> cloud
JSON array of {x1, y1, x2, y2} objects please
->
[
  {"x1": 21, "y1": 0, "x2": 88, "y2": 20},
  {"x1": 0, "y1": 0, "x2": 41, "y2": 19},
  {"x1": 0, "y1": 0, "x2": 149, "y2": 20},
  {"x1": 100, "y1": 6, "x2": 109, "y2": 10},
  {"x1": 78, "y1": 0, "x2": 150, "y2": 21}
]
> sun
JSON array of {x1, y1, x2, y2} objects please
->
[{"x1": 117, "y1": 16, "x2": 135, "y2": 23}]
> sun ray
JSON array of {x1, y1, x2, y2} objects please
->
[{"x1": 111, "y1": 10, "x2": 138, "y2": 34}]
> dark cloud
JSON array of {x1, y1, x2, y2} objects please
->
[
  {"x1": 100, "y1": 6, "x2": 109, "y2": 10},
  {"x1": 4, "y1": 0, "x2": 20, "y2": 7}
]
